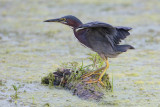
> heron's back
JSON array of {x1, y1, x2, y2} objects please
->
[{"x1": 75, "y1": 22, "x2": 134, "y2": 58}]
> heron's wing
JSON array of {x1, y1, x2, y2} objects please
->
[
  {"x1": 78, "y1": 22, "x2": 132, "y2": 45},
  {"x1": 114, "y1": 26, "x2": 132, "y2": 44}
]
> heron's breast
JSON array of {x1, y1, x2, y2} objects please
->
[{"x1": 74, "y1": 29, "x2": 91, "y2": 48}]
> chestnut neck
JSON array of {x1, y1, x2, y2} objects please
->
[{"x1": 68, "y1": 19, "x2": 83, "y2": 29}]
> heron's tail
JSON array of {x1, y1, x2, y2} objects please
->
[{"x1": 116, "y1": 45, "x2": 135, "y2": 52}]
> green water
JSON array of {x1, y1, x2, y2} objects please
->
[{"x1": 0, "y1": 0, "x2": 160, "y2": 106}]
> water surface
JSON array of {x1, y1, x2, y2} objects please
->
[{"x1": 0, "y1": 0, "x2": 160, "y2": 106}]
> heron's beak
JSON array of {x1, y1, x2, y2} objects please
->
[{"x1": 44, "y1": 18, "x2": 61, "y2": 22}]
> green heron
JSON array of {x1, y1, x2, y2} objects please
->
[{"x1": 44, "y1": 15, "x2": 134, "y2": 85}]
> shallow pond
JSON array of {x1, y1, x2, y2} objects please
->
[{"x1": 0, "y1": 0, "x2": 160, "y2": 106}]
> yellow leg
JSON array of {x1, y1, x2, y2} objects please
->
[
  {"x1": 98, "y1": 59, "x2": 109, "y2": 81},
  {"x1": 81, "y1": 66, "x2": 105, "y2": 79},
  {"x1": 86, "y1": 58, "x2": 109, "y2": 86}
]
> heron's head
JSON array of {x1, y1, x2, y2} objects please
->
[{"x1": 44, "y1": 15, "x2": 82, "y2": 28}]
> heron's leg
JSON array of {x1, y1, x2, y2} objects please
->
[
  {"x1": 86, "y1": 58, "x2": 109, "y2": 86},
  {"x1": 81, "y1": 66, "x2": 105, "y2": 79},
  {"x1": 98, "y1": 58, "x2": 109, "y2": 81}
]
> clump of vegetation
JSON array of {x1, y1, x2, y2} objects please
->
[
  {"x1": 42, "y1": 53, "x2": 107, "y2": 86},
  {"x1": 41, "y1": 53, "x2": 112, "y2": 100}
]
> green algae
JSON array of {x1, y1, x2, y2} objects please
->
[{"x1": 0, "y1": 0, "x2": 160, "y2": 106}]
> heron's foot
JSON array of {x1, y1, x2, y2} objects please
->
[
  {"x1": 81, "y1": 72, "x2": 101, "y2": 79},
  {"x1": 81, "y1": 67, "x2": 105, "y2": 79},
  {"x1": 85, "y1": 79, "x2": 105, "y2": 86}
]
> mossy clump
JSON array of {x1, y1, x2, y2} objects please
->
[
  {"x1": 41, "y1": 72, "x2": 55, "y2": 87},
  {"x1": 41, "y1": 53, "x2": 112, "y2": 101}
]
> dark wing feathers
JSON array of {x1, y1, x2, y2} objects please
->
[
  {"x1": 114, "y1": 26, "x2": 132, "y2": 44},
  {"x1": 78, "y1": 22, "x2": 132, "y2": 45},
  {"x1": 116, "y1": 26, "x2": 132, "y2": 31}
]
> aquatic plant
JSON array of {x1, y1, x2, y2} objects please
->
[
  {"x1": 32, "y1": 95, "x2": 35, "y2": 104},
  {"x1": 12, "y1": 85, "x2": 20, "y2": 99}
]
